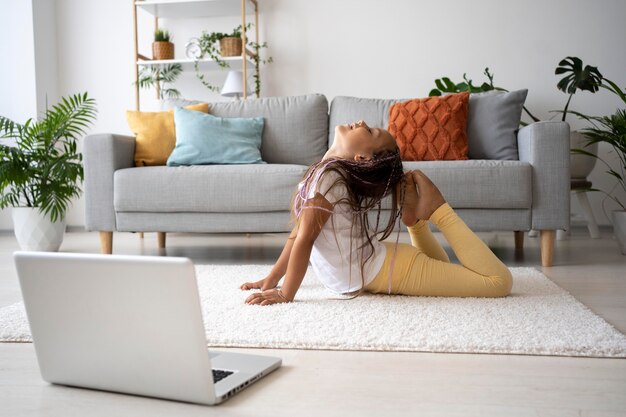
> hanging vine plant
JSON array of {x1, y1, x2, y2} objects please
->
[{"x1": 194, "y1": 23, "x2": 272, "y2": 97}]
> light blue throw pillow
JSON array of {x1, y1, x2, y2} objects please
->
[{"x1": 167, "y1": 107, "x2": 265, "y2": 166}]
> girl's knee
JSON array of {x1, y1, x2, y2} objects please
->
[{"x1": 493, "y1": 268, "x2": 513, "y2": 297}]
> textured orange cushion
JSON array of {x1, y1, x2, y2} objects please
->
[
  {"x1": 127, "y1": 103, "x2": 209, "y2": 166},
  {"x1": 388, "y1": 92, "x2": 469, "y2": 161}
]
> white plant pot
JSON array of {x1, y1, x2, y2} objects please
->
[
  {"x1": 570, "y1": 131, "x2": 598, "y2": 179},
  {"x1": 12, "y1": 207, "x2": 66, "y2": 252},
  {"x1": 613, "y1": 210, "x2": 626, "y2": 255}
]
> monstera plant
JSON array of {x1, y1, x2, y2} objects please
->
[{"x1": 554, "y1": 56, "x2": 603, "y2": 122}]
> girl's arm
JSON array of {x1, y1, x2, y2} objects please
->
[
  {"x1": 240, "y1": 226, "x2": 299, "y2": 291},
  {"x1": 245, "y1": 193, "x2": 332, "y2": 305}
]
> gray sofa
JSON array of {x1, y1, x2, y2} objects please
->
[{"x1": 83, "y1": 94, "x2": 570, "y2": 266}]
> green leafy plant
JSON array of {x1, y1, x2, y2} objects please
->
[
  {"x1": 429, "y1": 68, "x2": 540, "y2": 124},
  {"x1": 194, "y1": 23, "x2": 272, "y2": 96},
  {"x1": 136, "y1": 63, "x2": 182, "y2": 99},
  {"x1": 154, "y1": 28, "x2": 170, "y2": 42},
  {"x1": 571, "y1": 78, "x2": 626, "y2": 211},
  {"x1": 0, "y1": 92, "x2": 97, "y2": 222},
  {"x1": 554, "y1": 56, "x2": 603, "y2": 122}
]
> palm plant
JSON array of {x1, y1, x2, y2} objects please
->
[
  {"x1": 0, "y1": 92, "x2": 97, "y2": 222},
  {"x1": 571, "y1": 78, "x2": 626, "y2": 211},
  {"x1": 136, "y1": 63, "x2": 182, "y2": 99}
]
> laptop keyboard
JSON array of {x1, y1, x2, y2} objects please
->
[{"x1": 212, "y1": 369, "x2": 234, "y2": 383}]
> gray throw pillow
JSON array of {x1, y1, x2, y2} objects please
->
[{"x1": 466, "y1": 89, "x2": 528, "y2": 160}]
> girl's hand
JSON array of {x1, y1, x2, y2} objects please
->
[
  {"x1": 245, "y1": 289, "x2": 291, "y2": 306},
  {"x1": 240, "y1": 275, "x2": 280, "y2": 291}
]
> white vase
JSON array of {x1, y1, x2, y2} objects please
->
[
  {"x1": 12, "y1": 207, "x2": 67, "y2": 252},
  {"x1": 570, "y1": 131, "x2": 598, "y2": 179},
  {"x1": 613, "y1": 211, "x2": 626, "y2": 255}
]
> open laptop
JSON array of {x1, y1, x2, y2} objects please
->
[{"x1": 13, "y1": 251, "x2": 281, "y2": 405}]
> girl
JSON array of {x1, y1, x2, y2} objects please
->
[{"x1": 241, "y1": 120, "x2": 513, "y2": 305}]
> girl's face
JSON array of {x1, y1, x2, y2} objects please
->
[{"x1": 324, "y1": 120, "x2": 398, "y2": 161}]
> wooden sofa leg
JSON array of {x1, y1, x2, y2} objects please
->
[
  {"x1": 540, "y1": 230, "x2": 555, "y2": 267},
  {"x1": 99, "y1": 231, "x2": 113, "y2": 254},
  {"x1": 514, "y1": 231, "x2": 524, "y2": 254},
  {"x1": 157, "y1": 232, "x2": 166, "y2": 249}
]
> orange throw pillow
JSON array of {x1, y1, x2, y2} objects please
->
[{"x1": 388, "y1": 92, "x2": 469, "y2": 161}]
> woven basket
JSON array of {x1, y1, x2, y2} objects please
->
[
  {"x1": 219, "y1": 37, "x2": 242, "y2": 57},
  {"x1": 152, "y1": 41, "x2": 174, "y2": 60}
]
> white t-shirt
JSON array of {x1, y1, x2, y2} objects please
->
[{"x1": 301, "y1": 170, "x2": 387, "y2": 294}]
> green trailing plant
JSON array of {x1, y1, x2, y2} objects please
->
[
  {"x1": 136, "y1": 63, "x2": 182, "y2": 99},
  {"x1": 553, "y1": 56, "x2": 603, "y2": 122},
  {"x1": 571, "y1": 78, "x2": 626, "y2": 211},
  {"x1": 194, "y1": 23, "x2": 272, "y2": 96},
  {"x1": 428, "y1": 68, "x2": 540, "y2": 124},
  {"x1": 249, "y1": 40, "x2": 273, "y2": 98},
  {"x1": 154, "y1": 28, "x2": 171, "y2": 42},
  {"x1": 0, "y1": 92, "x2": 97, "y2": 222}
]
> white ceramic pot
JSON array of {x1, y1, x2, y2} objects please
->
[
  {"x1": 12, "y1": 207, "x2": 66, "y2": 252},
  {"x1": 613, "y1": 210, "x2": 626, "y2": 255},
  {"x1": 570, "y1": 131, "x2": 598, "y2": 179}
]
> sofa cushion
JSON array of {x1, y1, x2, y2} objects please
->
[
  {"x1": 465, "y1": 89, "x2": 528, "y2": 160},
  {"x1": 400, "y1": 160, "x2": 532, "y2": 209},
  {"x1": 330, "y1": 93, "x2": 527, "y2": 161},
  {"x1": 329, "y1": 96, "x2": 404, "y2": 147},
  {"x1": 389, "y1": 93, "x2": 470, "y2": 161},
  {"x1": 114, "y1": 164, "x2": 309, "y2": 213},
  {"x1": 206, "y1": 94, "x2": 328, "y2": 165},
  {"x1": 167, "y1": 108, "x2": 265, "y2": 166},
  {"x1": 126, "y1": 103, "x2": 209, "y2": 167}
]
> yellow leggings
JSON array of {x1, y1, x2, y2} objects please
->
[{"x1": 365, "y1": 203, "x2": 513, "y2": 298}]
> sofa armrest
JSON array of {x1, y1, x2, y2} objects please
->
[
  {"x1": 517, "y1": 121, "x2": 570, "y2": 230},
  {"x1": 83, "y1": 134, "x2": 136, "y2": 231}
]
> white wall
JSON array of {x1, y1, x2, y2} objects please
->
[
  {"x1": 1, "y1": 0, "x2": 625, "y2": 230},
  {"x1": 0, "y1": 0, "x2": 60, "y2": 229},
  {"x1": 0, "y1": 0, "x2": 37, "y2": 229},
  {"x1": 32, "y1": 0, "x2": 59, "y2": 116}
]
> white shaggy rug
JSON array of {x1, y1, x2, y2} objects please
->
[{"x1": 1, "y1": 265, "x2": 626, "y2": 358}]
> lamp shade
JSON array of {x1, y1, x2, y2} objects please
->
[{"x1": 221, "y1": 71, "x2": 251, "y2": 98}]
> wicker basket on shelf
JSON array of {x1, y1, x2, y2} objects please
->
[
  {"x1": 219, "y1": 37, "x2": 242, "y2": 57},
  {"x1": 152, "y1": 41, "x2": 174, "y2": 60}
]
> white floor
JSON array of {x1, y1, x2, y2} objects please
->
[{"x1": 1, "y1": 227, "x2": 625, "y2": 416}]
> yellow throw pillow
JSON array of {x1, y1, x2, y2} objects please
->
[{"x1": 126, "y1": 103, "x2": 209, "y2": 166}]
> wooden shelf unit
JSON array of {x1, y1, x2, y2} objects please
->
[
  {"x1": 136, "y1": 56, "x2": 254, "y2": 71},
  {"x1": 132, "y1": 0, "x2": 260, "y2": 109}
]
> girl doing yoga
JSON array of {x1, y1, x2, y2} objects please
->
[{"x1": 241, "y1": 120, "x2": 513, "y2": 305}]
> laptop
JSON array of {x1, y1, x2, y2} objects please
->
[{"x1": 14, "y1": 251, "x2": 281, "y2": 405}]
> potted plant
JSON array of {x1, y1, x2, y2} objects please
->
[
  {"x1": 571, "y1": 78, "x2": 626, "y2": 253},
  {"x1": 136, "y1": 63, "x2": 183, "y2": 100},
  {"x1": 153, "y1": 28, "x2": 174, "y2": 60},
  {"x1": 0, "y1": 92, "x2": 97, "y2": 251},
  {"x1": 194, "y1": 23, "x2": 272, "y2": 96}
]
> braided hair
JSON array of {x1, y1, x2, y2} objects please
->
[{"x1": 293, "y1": 148, "x2": 406, "y2": 296}]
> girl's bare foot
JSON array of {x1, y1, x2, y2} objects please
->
[{"x1": 412, "y1": 170, "x2": 446, "y2": 220}]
